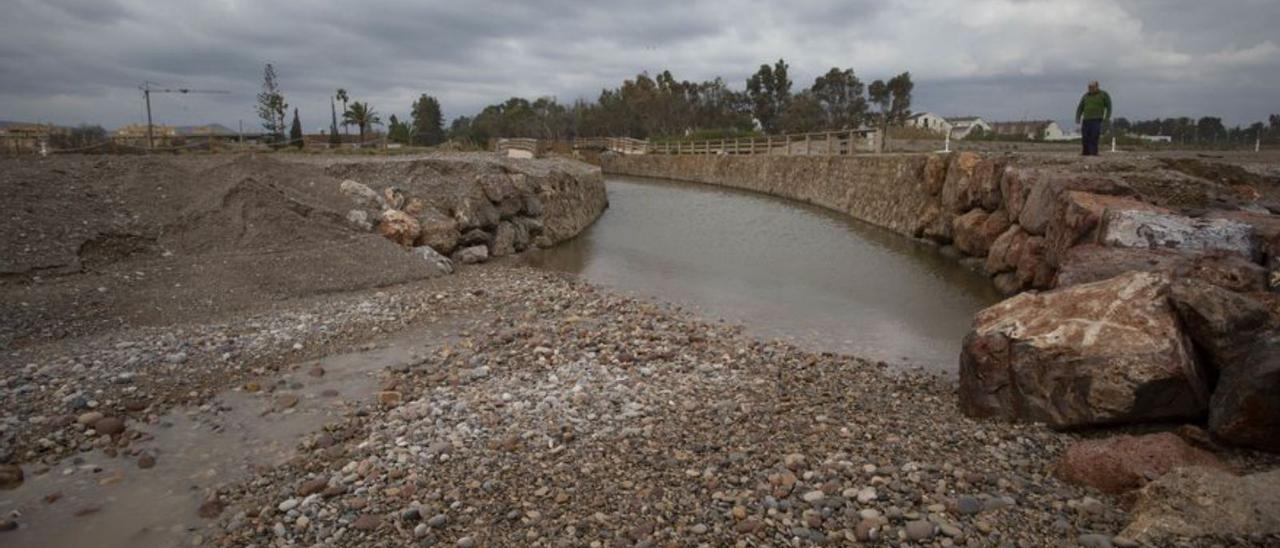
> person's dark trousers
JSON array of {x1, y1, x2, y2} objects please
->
[{"x1": 1082, "y1": 119, "x2": 1103, "y2": 155}]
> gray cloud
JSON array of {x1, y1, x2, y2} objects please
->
[{"x1": 2, "y1": 0, "x2": 1276, "y2": 131}]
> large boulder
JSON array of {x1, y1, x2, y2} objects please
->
[
  {"x1": 922, "y1": 154, "x2": 949, "y2": 197},
  {"x1": 953, "y1": 209, "x2": 1010, "y2": 257},
  {"x1": 1208, "y1": 209, "x2": 1280, "y2": 288},
  {"x1": 453, "y1": 191, "x2": 501, "y2": 231},
  {"x1": 986, "y1": 225, "x2": 1029, "y2": 275},
  {"x1": 940, "y1": 153, "x2": 1002, "y2": 213},
  {"x1": 376, "y1": 209, "x2": 421, "y2": 247},
  {"x1": 451, "y1": 245, "x2": 489, "y2": 264},
  {"x1": 1120, "y1": 467, "x2": 1280, "y2": 543},
  {"x1": 1054, "y1": 432, "x2": 1228, "y2": 494},
  {"x1": 917, "y1": 201, "x2": 952, "y2": 243},
  {"x1": 477, "y1": 173, "x2": 517, "y2": 203},
  {"x1": 415, "y1": 207, "x2": 461, "y2": 255},
  {"x1": 1210, "y1": 337, "x2": 1280, "y2": 452},
  {"x1": 1176, "y1": 282, "x2": 1280, "y2": 451},
  {"x1": 1169, "y1": 279, "x2": 1270, "y2": 366},
  {"x1": 999, "y1": 166, "x2": 1034, "y2": 220},
  {"x1": 1013, "y1": 235, "x2": 1053, "y2": 290},
  {"x1": 1056, "y1": 245, "x2": 1268, "y2": 292},
  {"x1": 1018, "y1": 173, "x2": 1132, "y2": 236},
  {"x1": 1098, "y1": 209, "x2": 1258, "y2": 260},
  {"x1": 490, "y1": 221, "x2": 517, "y2": 257},
  {"x1": 496, "y1": 196, "x2": 524, "y2": 219},
  {"x1": 412, "y1": 245, "x2": 454, "y2": 276},
  {"x1": 960, "y1": 271, "x2": 1208, "y2": 428},
  {"x1": 340, "y1": 180, "x2": 385, "y2": 211},
  {"x1": 1045, "y1": 191, "x2": 1169, "y2": 268}
]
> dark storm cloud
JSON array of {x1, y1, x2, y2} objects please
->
[{"x1": 1, "y1": 0, "x2": 1276, "y2": 130}]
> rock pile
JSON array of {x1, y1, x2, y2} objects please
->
[
  {"x1": 335, "y1": 157, "x2": 604, "y2": 270},
  {"x1": 943, "y1": 152, "x2": 1280, "y2": 454}
]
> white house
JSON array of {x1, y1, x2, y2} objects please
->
[
  {"x1": 1136, "y1": 134, "x2": 1172, "y2": 143},
  {"x1": 945, "y1": 116, "x2": 992, "y2": 139},
  {"x1": 905, "y1": 112, "x2": 952, "y2": 135},
  {"x1": 990, "y1": 120, "x2": 1067, "y2": 141}
]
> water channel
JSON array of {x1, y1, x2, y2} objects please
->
[{"x1": 526, "y1": 175, "x2": 1001, "y2": 372}]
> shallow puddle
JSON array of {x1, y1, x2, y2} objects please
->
[{"x1": 0, "y1": 328, "x2": 456, "y2": 547}]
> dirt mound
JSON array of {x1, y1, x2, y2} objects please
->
[{"x1": 0, "y1": 155, "x2": 439, "y2": 345}]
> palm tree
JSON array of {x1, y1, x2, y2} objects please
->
[
  {"x1": 336, "y1": 88, "x2": 349, "y2": 135},
  {"x1": 342, "y1": 101, "x2": 381, "y2": 145}
]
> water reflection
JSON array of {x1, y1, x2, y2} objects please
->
[{"x1": 525, "y1": 176, "x2": 1000, "y2": 372}]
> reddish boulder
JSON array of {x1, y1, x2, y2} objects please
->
[
  {"x1": 1013, "y1": 236, "x2": 1053, "y2": 290},
  {"x1": 999, "y1": 166, "x2": 1034, "y2": 220},
  {"x1": 1210, "y1": 337, "x2": 1280, "y2": 452},
  {"x1": 986, "y1": 225, "x2": 1028, "y2": 275},
  {"x1": 376, "y1": 209, "x2": 420, "y2": 247},
  {"x1": 1055, "y1": 432, "x2": 1229, "y2": 494},
  {"x1": 960, "y1": 271, "x2": 1208, "y2": 428},
  {"x1": 414, "y1": 207, "x2": 461, "y2": 255},
  {"x1": 1056, "y1": 245, "x2": 1267, "y2": 292},
  {"x1": 952, "y1": 209, "x2": 992, "y2": 256},
  {"x1": 1018, "y1": 173, "x2": 1133, "y2": 236},
  {"x1": 922, "y1": 154, "x2": 949, "y2": 196},
  {"x1": 941, "y1": 152, "x2": 982, "y2": 213},
  {"x1": 1045, "y1": 191, "x2": 1169, "y2": 268}
]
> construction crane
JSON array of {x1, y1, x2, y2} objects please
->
[{"x1": 139, "y1": 81, "x2": 230, "y2": 151}]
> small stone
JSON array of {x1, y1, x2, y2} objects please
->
[
  {"x1": 298, "y1": 477, "x2": 328, "y2": 496},
  {"x1": 414, "y1": 523, "x2": 429, "y2": 538},
  {"x1": 352, "y1": 514, "x2": 381, "y2": 531},
  {"x1": 456, "y1": 536, "x2": 475, "y2": 547},
  {"x1": 377, "y1": 391, "x2": 403, "y2": 408},
  {"x1": 274, "y1": 394, "x2": 299, "y2": 409},
  {"x1": 0, "y1": 519, "x2": 16, "y2": 532},
  {"x1": 802, "y1": 490, "x2": 825, "y2": 503},
  {"x1": 198, "y1": 499, "x2": 225, "y2": 519},
  {"x1": 93, "y1": 417, "x2": 125, "y2": 436},
  {"x1": 905, "y1": 520, "x2": 934, "y2": 541},
  {"x1": 690, "y1": 523, "x2": 708, "y2": 535},
  {"x1": 278, "y1": 499, "x2": 299, "y2": 512},
  {"x1": 956, "y1": 495, "x2": 981, "y2": 515},
  {"x1": 428, "y1": 514, "x2": 448, "y2": 528},
  {"x1": 308, "y1": 366, "x2": 325, "y2": 377},
  {"x1": 855, "y1": 519, "x2": 880, "y2": 541},
  {"x1": 76, "y1": 411, "x2": 104, "y2": 426},
  {"x1": 856, "y1": 487, "x2": 877, "y2": 503},
  {"x1": 784, "y1": 453, "x2": 806, "y2": 470},
  {"x1": 136, "y1": 454, "x2": 156, "y2": 469},
  {"x1": 732, "y1": 505, "x2": 747, "y2": 520}
]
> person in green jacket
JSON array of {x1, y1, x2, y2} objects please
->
[{"x1": 1075, "y1": 81, "x2": 1111, "y2": 156}]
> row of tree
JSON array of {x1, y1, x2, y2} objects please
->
[
  {"x1": 1114, "y1": 115, "x2": 1280, "y2": 145},
  {"x1": 447, "y1": 60, "x2": 915, "y2": 144},
  {"x1": 255, "y1": 64, "x2": 446, "y2": 147}
]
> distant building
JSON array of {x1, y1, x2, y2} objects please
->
[
  {"x1": 0, "y1": 122, "x2": 66, "y2": 153},
  {"x1": 945, "y1": 116, "x2": 992, "y2": 139},
  {"x1": 905, "y1": 112, "x2": 952, "y2": 135},
  {"x1": 1135, "y1": 134, "x2": 1172, "y2": 143},
  {"x1": 989, "y1": 120, "x2": 1066, "y2": 141}
]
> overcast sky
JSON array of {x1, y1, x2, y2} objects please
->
[{"x1": 2, "y1": 0, "x2": 1277, "y2": 131}]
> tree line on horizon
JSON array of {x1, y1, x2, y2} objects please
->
[
  {"x1": 446, "y1": 59, "x2": 915, "y2": 144},
  {"x1": 254, "y1": 63, "x2": 447, "y2": 148}
]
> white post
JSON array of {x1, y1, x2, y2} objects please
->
[
  {"x1": 1258, "y1": 136, "x2": 1263, "y2": 153},
  {"x1": 941, "y1": 131, "x2": 951, "y2": 153},
  {"x1": 1110, "y1": 136, "x2": 1116, "y2": 153},
  {"x1": 39, "y1": 139, "x2": 48, "y2": 157}
]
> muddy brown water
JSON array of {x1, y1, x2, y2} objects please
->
[
  {"x1": 525, "y1": 175, "x2": 1001, "y2": 372},
  {"x1": 0, "y1": 327, "x2": 459, "y2": 547}
]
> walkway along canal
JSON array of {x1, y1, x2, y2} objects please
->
[{"x1": 525, "y1": 175, "x2": 999, "y2": 371}]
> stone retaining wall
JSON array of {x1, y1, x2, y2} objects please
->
[{"x1": 601, "y1": 154, "x2": 936, "y2": 239}]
